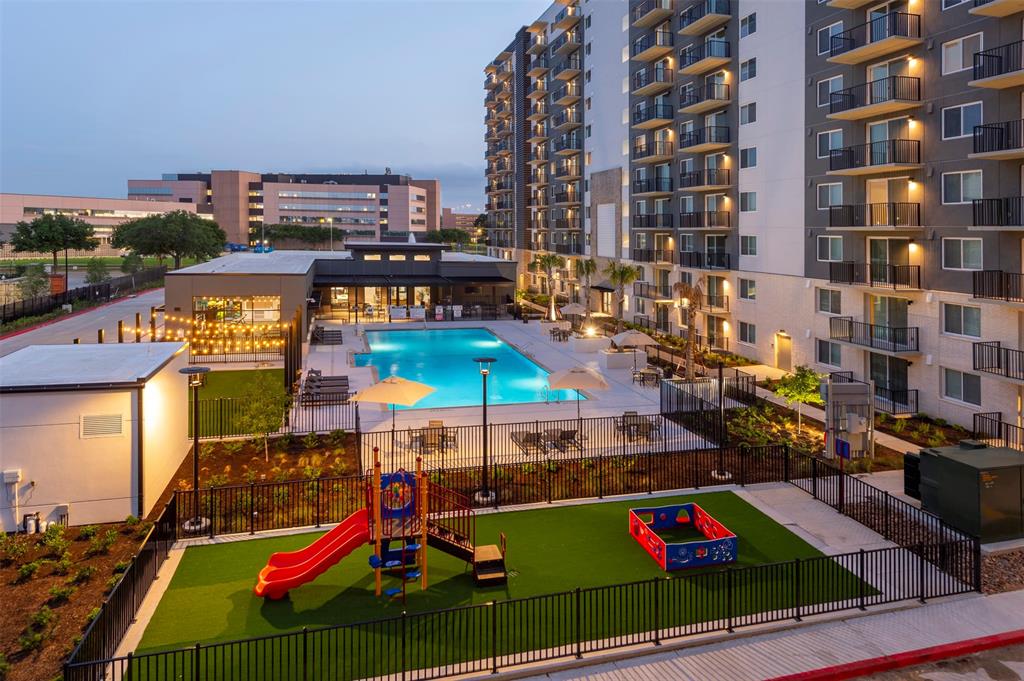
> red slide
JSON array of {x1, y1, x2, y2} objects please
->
[{"x1": 254, "y1": 508, "x2": 370, "y2": 600}]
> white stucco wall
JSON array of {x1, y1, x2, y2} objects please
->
[{"x1": 141, "y1": 350, "x2": 191, "y2": 518}]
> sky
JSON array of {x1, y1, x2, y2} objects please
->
[{"x1": 0, "y1": 0, "x2": 552, "y2": 214}]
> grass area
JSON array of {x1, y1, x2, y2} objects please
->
[
  {"x1": 139, "y1": 491, "x2": 863, "y2": 663},
  {"x1": 198, "y1": 369, "x2": 283, "y2": 400},
  {"x1": 1, "y1": 256, "x2": 198, "y2": 268}
]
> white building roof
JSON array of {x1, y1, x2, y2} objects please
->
[{"x1": 0, "y1": 342, "x2": 186, "y2": 391}]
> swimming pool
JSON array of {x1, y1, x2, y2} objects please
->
[{"x1": 354, "y1": 328, "x2": 582, "y2": 409}]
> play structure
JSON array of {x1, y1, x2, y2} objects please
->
[
  {"x1": 628, "y1": 503, "x2": 737, "y2": 571},
  {"x1": 254, "y1": 449, "x2": 507, "y2": 601}
]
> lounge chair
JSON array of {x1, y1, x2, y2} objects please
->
[
  {"x1": 615, "y1": 411, "x2": 639, "y2": 433},
  {"x1": 511, "y1": 431, "x2": 546, "y2": 455},
  {"x1": 554, "y1": 429, "x2": 583, "y2": 451},
  {"x1": 421, "y1": 427, "x2": 443, "y2": 454}
]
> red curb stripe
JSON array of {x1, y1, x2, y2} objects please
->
[
  {"x1": 769, "y1": 629, "x2": 1024, "y2": 681},
  {"x1": 0, "y1": 288, "x2": 164, "y2": 341}
]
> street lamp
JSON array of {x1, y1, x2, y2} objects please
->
[
  {"x1": 473, "y1": 357, "x2": 497, "y2": 505},
  {"x1": 179, "y1": 366, "x2": 210, "y2": 531}
]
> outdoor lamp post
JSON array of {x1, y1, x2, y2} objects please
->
[
  {"x1": 473, "y1": 357, "x2": 497, "y2": 504},
  {"x1": 179, "y1": 366, "x2": 211, "y2": 528}
]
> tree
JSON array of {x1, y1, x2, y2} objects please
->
[
  {"x1": 262, "y1": 224, "x2": 331, "y2": 246},
  {"x1": 234, "y1": 373, "x2": 292, "y2": 462},
  {"x1": 10, "y1": 214, "x2": 98, "y2": 269},
  {"x1": 16, "y1": 263, "x2": 49, "y2": 299},
  {"x1": 672, "y1": 277, "x2": 705, "y2": 380},
  {"x1": 473, "y1": 213, "x2": 488, "y2": 228},
  {"x1": 604, "y1": 262, "x2": 643, "y2": 333},
  {"x1": 120, "y1": 252, "x2": 144, "y2": 288},
  {"x1": 423, "y1": 228, "x2": 471, "y2": 245},
  {"x1": 528, "y1": 253, "x2": 566, "y2": 322},
  {"x1": 575, "y1": 257, "x2": 598, "y2": 320},
  {"x1": 112, "y1": 211, "x2": 226, "y2": 269},
  {"x1": 775, "y1": 365, "x2": 825, "y2": 434},
  {"x1": 84, "y1": 257, "x2": 110, "y2": 284}
]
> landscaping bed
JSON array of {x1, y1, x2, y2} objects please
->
[
  {"x1": 0, "y1": 522, "x2": 149, "y2": 681},
  {"x1": 982, "y1": 549, "x2": 1024, "y2": 594}
]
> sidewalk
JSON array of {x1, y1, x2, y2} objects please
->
[{"x1": 515, "y1": 590, "x2": 1024, "y2": 681}]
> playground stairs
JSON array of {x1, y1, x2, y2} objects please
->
[{"x1": 426, "y1": 524, "x2": 475, "y2": 563}]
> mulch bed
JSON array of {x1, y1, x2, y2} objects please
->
[{"x1": 982, "y1": 549, "x2": 1024, "y2": 594}]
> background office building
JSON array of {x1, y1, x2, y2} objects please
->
[{"x1": 128, "y1": 171, "x2": 442, "y2": 245}]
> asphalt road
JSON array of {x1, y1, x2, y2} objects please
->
[{"x1": 871, "y1": 644, "x2": 1024, "y2": 680}]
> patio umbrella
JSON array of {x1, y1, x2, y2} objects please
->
[
  {"x1": 548, "y1": 366, "x2": 609, "y2": 423},
  {"x1": 559, "y1": 302, "x2": 587, "y2": 316},
  {"x1": 611, "y1": 330, "x2": 658, "y2": 370},
  {"x1": 350, "y1": 376, "x2": 436, "y2": 447}
]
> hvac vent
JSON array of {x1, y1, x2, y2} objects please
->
[{"x1": 81, "y1": 414, "x2": 124, "y2": 439}]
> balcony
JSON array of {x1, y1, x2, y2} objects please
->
[
  {"x1": 528, "y1": 149, "x2": 548, "y2": 166},
  {"x1": 632, "y1": 213, "x2": 675, "y2": 229},
  {"x1": 970, "y1": 0, "x2": 1024, "y2": 17},
  {"x1": 551, "y1": 81, "x2": 581, "y2": 106},
  {"x1": 973, "y1": 197, "x2": 1024, "y2": 230},
  {"x1": 495, "y1": 103, "x2": 512, "y2": 119},
  {"x1": 679, "y1": 168, "x2": 731, "y2": 191},
  {"x1": 553, "y1": 241, "x2": 584, "y2": 255},
  {"x1": 554, "y1": 4, "x2": 580, "y2": 30},
  {"x1": 679, "y1": 0, "x2": 730, "y2": 36},
  {"x1": 528, "y1": 172, "x2": 549, "y2": 187},
  {"x1": 827, "y1": 0, "x2": 877, "y2": 8},
  {"x1": 553, "y1": 136, "x2": 582, "y2": 155},
  {"x1": 551, "y1": 109, "x2": 582, "y2": 131},
  {"x1": 497, "y1": 122, "x2": 513, "y2": 138},
  {"x1": 679, "y1": 125, "x2": 730, "y2": 152},
  {"x1": 828, "y1": 139, "x2": 921, "y2": 176},
  {"x1": 973, "y1": 341, "x2": 1024, "y2": 383},
  {"x1": 554, "y1": 162, "x2": 581, "y2": 180},
  {"x1": 551, "y1": 30, "x2": 581, "y2": 57},
  {"x1": 632, "y1": 67, "x2": 674, "y2": 96},
  {"x1": 485, "y1": 75, "x2": 498, "y2": 90},
  {"x1": 632, "y1": 30, "x2": 674, "y2": 62},
  {"x1": 632, "y1": 140, "x2": 675, "y2": 162},
  {"x1": 553, "y1": 217, "x2": 582, "y2": 231},
  {"x1": 496, "y1": 61, "x2": 513, "y2": 81},
  {"x1": 528, "y1": 34, "x2": 547, "y2": 55},
  {"x1": 487, "y1": 180, "x2": 512, "y2": 194},
  {"x1": 679, "y1": 83, "x2": 731, "y2": 114},
  {"x1": 485, "y1": 127, "x2": 500, "y2": 142},
  {"x1": 679, "y1": 39, "x2": 731, "y2": 75},
  {"x1": 553, "y1": 190, "x2": 581, "y2": 205},
  {"x1": 828, "y1": 203, "x2": 920, "y2": 229},
  {"x1": 828, "y1": 76, "x2": 921, "y2": 120},
  {"x1": 680, "y1": 211, "x2": 731, "y2": 229},
  {"x1": 632, "y1": 177, "x2": 674, "y2": 196},
  {"x1": 971, "y1": 40, "x2": 1024, "y2": 88},
  {"x1": 828, "y1": 12, "x2": 921, "y2": 65},
  {"x1": 527, "y1": 56, "x2": 550, "y2": 78},
  {"x1": 528, "y1": 103, "x2": 548, "y2": 122},
  {"x1": 971, "y1": 119, "x2": 1024, "y2": 160},
  {"x1": 634, "y1": 280, "x2": 674, "y2": 297},
  {"x1": 829, "y1": 317, "x2": 919, "y2": 355},
  {"x1": 633, "y1": 0, "x2": 673, "y2": 28},
  {"x1": 527, "y1": 125, "x2": 549, "y2": 144},
  {"x1": 552, "y1": 57, "x2": 581, "y2": 81},
  {"x1": 828, "y1": 262, "x2": 921, "y2": 290},
  {"x1": 632, "y1": 103, "x2": 675, "y2": 129},
  {"x1": 679, "y1": 250, "x2": 731, "y2": 269},
  {"x1": 485, "y1": 91, "x2": 497, "y2": 108},
  {"x1": 973, "y1": 270, "x2": 1024, "y2": 304},
  {"x1": 528, "y1": 81, "x2": 548, "y2": 100},
  {"x1": 699, "y1": 293, "x2": 729, "y2": 313},
  {"x1": 831, "y1": 373, "x2": 920, "y2": 417},
  {"x1": 530, "y1": 194, "x2": 548, "y2": 209}
]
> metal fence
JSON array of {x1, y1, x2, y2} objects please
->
[
  {"x1": 190, "y1": 395, "x2": 360, "y2": 439},
  {"x1": 973, "y1": 411, "x2": 1023, "y2": 452},
  {"x1": 0, "y1": 266, "x2": 166, "y2": 324}
]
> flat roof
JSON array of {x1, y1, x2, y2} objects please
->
[
  {"x1": 924, "y1": 445, "x2": 1024, "y2": 469},
  {"x1": 0, "y1": 342, "x2": 186, "y2": 391},
  {"x1": 169, "y1": 248, "x2": 505, "y2": 275}
]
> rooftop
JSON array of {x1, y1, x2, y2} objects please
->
[
  {"x1": 0, "y1": 342, "x2": 186, "y2": 391},
  {"x1": 170, "y1": 247, "x2": 503, "y2": 276}
]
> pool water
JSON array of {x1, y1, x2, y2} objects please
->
[{"x1": 354, "y1": 328, "x2": 582, "y2": 409}]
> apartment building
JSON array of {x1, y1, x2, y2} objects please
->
[{"x1": 128, "y1": 171, "x2": 441, "y2": 245}]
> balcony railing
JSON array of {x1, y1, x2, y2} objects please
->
[
  {"x1": 974, "y1": 341, "x2": 1024, "y2": 382},
  {"x1": 632, "y1": 250, "x2": 675, "y2": 266},
  {"x1": 529, "y1": 172, "x2": 549, "y2": 185},
  {"x1": 680, "y1": 125, "x2": 730, "y2": 149},
  {"x1": 973, "y1": 39, "x2": 1024, "y2": 81},
  {"x1": 679, "y1": 168, "x2": 731, "y2": 188},
  {"x1": 679, "y1": 0, "x2": 731, "y2": 33},
  {"x1": 631, "y1": 30, "x2": 674, "y2": 59},
  {"x1": 551, "y1": 109, "x2": 581, "y2": 128},
  {"x1": 632, "y1": 0, "x2": 673, "y2": 26},
  {"x1": 552, "y1": 58, "x2": 582, "y2": 80},
  {"x1": 700, "y1": 294, "x2": 729, "y2": 312},
  {"x1": 553, "y1": 136, "x2": 582, "y2": 153},
  {"x1": 834, "y1": 373, "x2": 922, "y2": 418},
  {"x1": 632, "y1": 66, "x2": 674, "y2": 92},
  {"x1": 680, "y1": 39, "x2": 730, "y2": 69},
  {"x1": 679, "y1": 83, "x2": 731, "y2": 110},
  {"x1": 829, "y1": 317, "x2": 919, "y2": 353},
  {"x1": 553, "y1": 241, "x2": 583, "y2": 255},
  {"x1": 632, "y1": 103, "x2": 675, "y2": 126},
  {"x1": 828, "y1": 139, "x2": 920, "y2": 172},
  {"x1": 680, "y1": 210, "x2": 731, "y2": 228},
  {"x1": 553, "y1": 217, "x2": 581, "y2": 230},
  {"x1": 632, "y1": 213, "x2": 675, "y2": 228},
  {"x1": 973, "y1": 270, "x2": 1024, "y2": 303},
  {"x1": 554, "y1": 162, "x2": 580, "y2": 178},
  {"x1": 550, "y1": 30, "x2": 581, "y2": 54},
  {"x1": 633, "y1": 177, "x2": 674, "y2": 194},
  {"x1": 829, "y1": 12, "x2": 921, "y2": 59},
  {"x1": 973, "y1": 119, "x2": 1024, "y2": 155},
  {"x1": 679, "y1": 251, "x2": 731, "y2": 269},
  {"x1": 529, "y1": 102, "x2": 548, "y2": 118},
  {"x1": 829, "y1": 75, "x2": 920, "y2": 116},
  {"x1": 528, "y1": 81, "x2": 547, "y2": 97},
  {"x1": 632, "y1": 140, "x2": 675, "y2": 160},
  {"x1": 973, "y1": 197, "x2": 1024, "y2": 227},
  {"x1": 551, "y1": 82, "x2": 581, "y2": 104},
  {"x1": 828, "y1": 262, "x2": 921, "y2": 290},
  {"x1": 828, "y1": 202, "x2": 920, "y2": 228},
  {"x1": 634, "y1": 281, "x2": 674, "y2": 297},
  {"x1": 553, "y1": 191, "x2": 581, "y2": 204}
]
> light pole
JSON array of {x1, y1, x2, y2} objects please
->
[
  {"x1": 473, "y1": 357, "x2": 496, "y2": 505},
  {"x1": 180, "y1": 366, "x2": 210, "y2": 529}
]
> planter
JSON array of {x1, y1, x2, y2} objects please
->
[
  {"x1": 600, "y1": 348, "x2": 647, "y2": 370},
  {"x1": 571, "y1": 335, "x2": 611, "y2": 354}
]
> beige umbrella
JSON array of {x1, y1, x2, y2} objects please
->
[
  {"x1": 611, "y1": 329, "x2": 658, "y2": 370},
  {"x1": 548, "y1": 366, "x2": 609, "y2": 422},
  {"x1": 559, "y1": 302, "x2": 587, "y2": 316},
  {"x1": 350, "y1": 375, "x2": 436, "y2": 433}
]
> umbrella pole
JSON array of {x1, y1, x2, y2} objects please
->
[
  {"x1": 391, "y1": 404, "x2": 396, "y2": 457},
  {"x1": 576, "y1": 389, "x2": 582, "y2": 433}
]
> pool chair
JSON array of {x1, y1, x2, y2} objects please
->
[
  {"x1": 615, "y1": 411, "x2": 639, "y2": 433},
  {"x1": 554, "y1": 429, "x2": 583, "y2": 452},
  {"x1": 428, "y1": 420, "x2": 457, "y2": 450},
  {"x1": 511, "y1": 431, "x2": 546, "y2": 455},
  {"x1": 421, "y1": 426, "x2": 443, "y2": 454}
]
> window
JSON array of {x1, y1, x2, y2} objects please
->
[
  {"x1": 942, "y1": 237, "x2": 983, "y2": 270},
  {"x1": 816, "y1": 183, "x2": 843, "y2": 210},
  {"x1": 816, "y1": 339, "x2": 842, "y2": 367},
  {"x1": 942, "y1": 33, "x2": 983, "y2": 75},
  {"x1": 942, "y1": 0, "x2": 969, "y2": 7},
  {"x1": 817, "y1": 288, "x2": 841, "y2": 314},
  {"x1": 817, "y1": 22, "x2": 843, "y2": 55},
  {"x1": 943, "y1": 368, "x2": 981, "y2": 406},
  {"x1": 740, "y1": 147, "x2": 757, "y2": 168},
  {"x1": 740, "y1": 192, "x2": 757, "y2": 212},
  {"x1": 943, "y1": 303, "x2": 981, "y2": 337},
  {"x1": 817, "y1": 76, "x2": 843, "y2": 107},
  {"x1": 740, "y1": 58, "x2": 757, "y2": 81},
  {"x1": 739, "y1": 321, "x2": 756, "y2": 345},
  {"x1": 941, "y1": 102, "x2": 982, "y2": 140},
  {"x1": 740, "y1": 13, "x2": 756, "y2": 37},
  {"x1": 585, "y1": 69, "x2": 591, "y2": 83},
  {"x1": 942, "y1": 170, "x2": 982, "y2": 204},
  {"x1": 816, "y1": 129, "x2": 843, "y2": 158},
  {"x1": 739, "y1": 278, "x2": 756, "y2": 300},
  {"x1": 679, "y1": 233, "x2": 694, "y2": 251},
  {"x1": 585, "y1": 124, "x2": 592, "y2": 138},
  {"x1": 740, "y1": 235, "x2": 757, "y2": 255},
  {"x1": 817, "y1": 235, "x2": 843, "y2": 262},
  {"x1": 585, "y1": 14, "x2": 591, "y2": 28},
  {"x1": 740, "y1": 103, "x2": 757, "y2": 124}
]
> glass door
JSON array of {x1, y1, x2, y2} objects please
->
[
  {"x1": 867, "y1": 117, "x2": 907, "y2": 165},
  {"x1": 868, "y1": 2, "x2": 905, "y2": 44}
]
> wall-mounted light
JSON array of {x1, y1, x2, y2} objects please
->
[{"x1": 908, "y1": 180, "x2": 918, "y2": 190}]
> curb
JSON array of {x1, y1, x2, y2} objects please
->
[
  {"x1": 0, "y1": 288, "x2": 164, "y2": 341},
  {"x1": 768, "y1": 628, "x2": 1024, "y2": 681}
]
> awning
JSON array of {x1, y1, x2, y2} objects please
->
[{"x1": 592, "y1": 280, "x2": 615, "y2": 292}]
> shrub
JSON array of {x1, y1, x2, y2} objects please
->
[
  {"x1": 105, "y1": 575, "x2": 122, "y2": 593},
  {"x1": 206, "y1": 473, "x2": 229, "y2": 488},
  {"x1": 17, "y1": 561, "x2": 41, "y2": 582},
  {"x1": 221, "y1": 440, "x2": 245, "y2": 455},
  {"x1": 78, "y1": 525, "x2": 98, "y2": 541},
  {"x1": 113, "y1": 560, "x2": 131, "y2": 573},
  {"x1": 86, "y1": 530, "x2": 118, "y2": 556},
  {"x1": 243, "y1": 469, "x2": 259, "y2": 485},
  {"x1": 327, "y1": 429, "x2": 347, "y2": 447},
  {"x1": 302, "y1": 432, "x2": 320, "y2": 449},
  {"x1": 0, "y1": 652, "x2": 9, "y2": 680},
  {"x1": 84, "y1": 606, "x2": 101, "y2": 625},
  {"x1": 69, "y1": 565, "x2": 97, "y2": 584},
  {"x1": 124, "y1": 514, "x2": 140, "y2": 529},
  {"x1": 0, "y1": 534, "x2": 27, "y2": 565},
  {"x1": 51, "y1": 551, "x2": 73, "y2": 576},
  {"x1": 32, "y1": 605, "x2": 55, "y2": 629},
  {"x1": 47, "y1": 584, "x2": 77, "y2": 606},
  {"x1": 135, "y1": 521, "x2": 154, "y2": 540},
  {"x1": 303, "y1": 465, "x2": 322, "y2": 480},
  {"x1": 18, "y1": 631, "x2": 45, "y2": 652},
  {"x1": 40, "y1": 524, "x2": 70, "y2": 557},
  {"x1": 277, "y1": 433, "x2": 295, "y2": 451}
]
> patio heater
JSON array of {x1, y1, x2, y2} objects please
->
[
  {"x1": 180, "y1": 366, "x2": 211, "y2": 530},
  {"x1": 473, "y1": 357, "x2": 497, "y2": 505}
]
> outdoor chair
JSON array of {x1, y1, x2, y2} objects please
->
[
  {"x1": 511, "y1": 431, "x2": 546, "y2": 455},
  {"x1": 615, "y1": 411, "x2": 639, "y2": 433},
  {"x1": 422, "y1": 427, "x2": 443, "y2": 454},
  {"x1": 554, "y1": 429, "x2": 583, "y2": 451}
]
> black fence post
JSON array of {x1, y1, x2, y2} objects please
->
[
  {"x1": 783, "y1": 442, "x2": 790, "y2": 483},
  {"x1": 973, "y1": 536, "x2": 983, "y2": 593},
  {"x1": 884, "y1": 491, "x2": 891, "y2": 540},
  {"x1": 546, "y1": 458, "x2": 553, "y2": 504},
  {"x1": 739, "y1": 443, "x2": 747, "y2": 486},
  {"x1": 193, "y1": 642, "x2": 201, "y2": 680},
  {"x1": 646, "y1": 450, "x2": 653, "y2": 495},
  {"x1": 401, "y1": 610, "x2": 408, "y2": 681},
  {"x1": 574, "y1": 587, "x2": 582, "y2": 659},
  {"x1": 858, "y1": 549, "x2": 866, "y2": 610},
  {"x1": 249, "y1": 483, "x2": 255, "y2": 535},
  {"x1": 811, "y1": 457, "x2": 818, "y2": 499},
  {"x1": 918, "y1": 543, "x2": 927, "y2": 603},
  {"x1": 208, "y1": 490, "x2": 215, "y2": 539},
  {"x1": 315, "y1": 480, "x2": 322, "y2": 528},
  {"x1": 490, "y1": 601, "x2": 499, "y2": 674},
  {"x1": 652, "y1": 578, "x2": 661, "y2": 646},
  {"x1": 302, "y1": 626, "x2": 309, "y2": 681},
  {"x1": 794, "y1": 557, "x2": 802, "y2": 621},
  {"x1": 726, "y1": 567, "x2": 734, "y2": 632},
  {"x1": 598, "y1": 453, "x2": 603, "y2": 499}
]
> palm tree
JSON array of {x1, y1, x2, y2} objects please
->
[
  {"x1": 604, "y1": 262, "x2": 643, "y2": 333},
  {"x1": 575, "y1": 257, "x2": 598, "y2": 320},
  {"x1": 673, "y1": 277, "x2": 705, "y2": 380},
  {"x1": 529, "y1": 253, "x2": 566, "y2": 322}
]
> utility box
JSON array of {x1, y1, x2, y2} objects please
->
[{"x1": 919, "y1": 442, "x2": 1024, "y2": 543}]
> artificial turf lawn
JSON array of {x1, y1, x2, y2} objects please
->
[
  {"x1": 198, "y1": 368, "x2": 283, "y2": 400},
  {"x1": 139, "y1": 491, "x2": 863, "y2": 665}
]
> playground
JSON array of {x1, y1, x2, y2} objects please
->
[{"x1": 137, "y1": 490, "x2": 866, "y2": 657}]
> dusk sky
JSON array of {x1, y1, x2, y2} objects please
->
[{"x1": 0, "y1": 0, "x2": 551, "y2": 214}]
